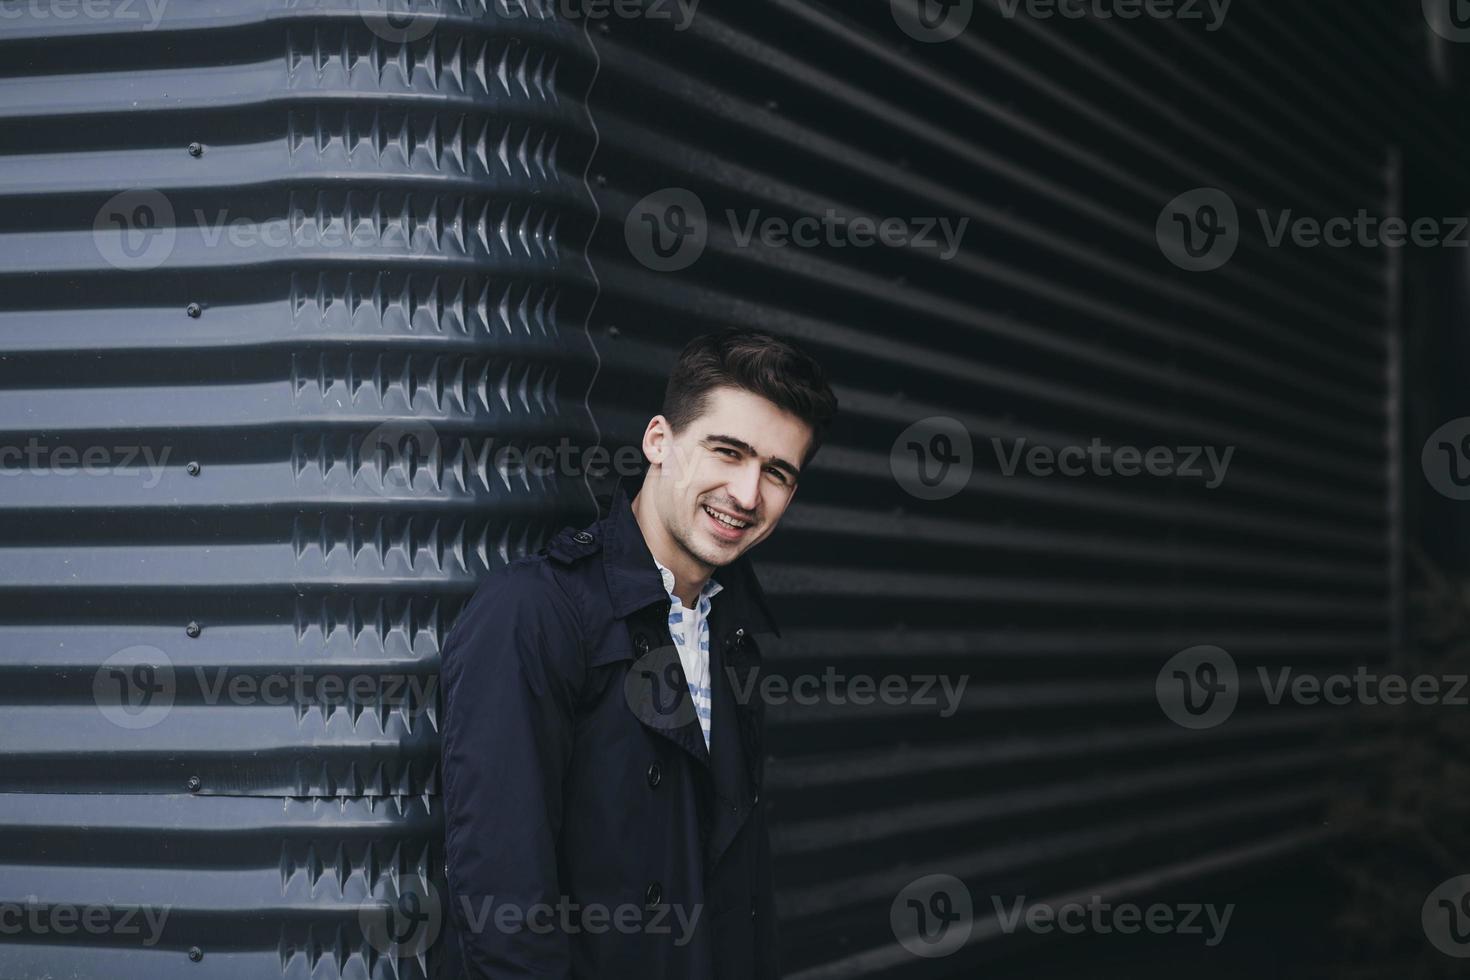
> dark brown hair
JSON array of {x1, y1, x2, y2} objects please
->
[{"x1": 660, "y1": 329, "x2": 838, "y2": 472}]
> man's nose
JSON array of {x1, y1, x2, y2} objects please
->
[{"x1": 727, "y1": 463, "x2": 761, "y2": 514}]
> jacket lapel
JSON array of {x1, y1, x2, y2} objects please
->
[
  {"x1": 598, "y1": 484, "x2": 712, "y2": 771},
  {"x1": 589, "y1": 478, "x2": 782, "y2": 860}
]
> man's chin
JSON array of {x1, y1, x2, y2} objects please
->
[{"x1": 679, "y1": 527, "x2": 739, "y2": 570}]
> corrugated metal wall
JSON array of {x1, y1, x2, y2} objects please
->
[
  {"x1": 583, "y1": 2, "x2": 1434, "y2": 978},
  {"x1": 0, "y1": 1, "x2": 1447, "y2": 977},
  {"x1": 0, "y1": 2, "x2": 599, "y2": 977}
]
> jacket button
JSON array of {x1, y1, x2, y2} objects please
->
[
  {"x1": 645, "y1": 882, "x2": 662, "y2": 907},
  {"x1": 735, "y1": 627, "x2": 745, "y2": 639},
  {"x1": 573, "y1": 531, "x2": 593, "y2": 544},
  {"x1": 634, "y1": 633, "x2": 650, "y2": 654},
  {"x1": 646, "y1": 762, "x2": 661, "y2": 788}
]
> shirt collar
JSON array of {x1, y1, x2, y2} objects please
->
[{"x1": 652, "y1": 555, "x2": 725, "y2": 607}]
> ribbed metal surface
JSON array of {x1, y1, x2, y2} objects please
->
[
  {"x1": 0, "y1": 1, "x2": 1447, "y2": 978},
  {"x1": 0, "y1": 3, "x2": 596, "y2": 977},
  {"x1": 579, "y1": 2, "x2": 1437, "y2": 977}
]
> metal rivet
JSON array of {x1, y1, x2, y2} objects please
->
[
  {"x1": 186, "y1": 621, "x2": 201, "y2": 638},
  {"x1": 573, "y1": 531, "x2": 593, "y2": 544},
  {"x1": 186, "y1": 776, "x2": 201, "y2": 792},
  {"x1": 607, "y1": 325, "x2": 620, "y2": 338},
  {"x1": 188, "y1": 946, "x2": 203, "y2": 961},
  {"x1": 186, "y1": 461, "x2": 200, "y2": 476},
  {"x1": 187, "y1": 142, "x2": 203, "y2": 157},
  {"x1": 186, "y1": 303, "x2": 201, "y2": 319},
  {"x1": 594, "y1": 173, "x2": 607, "y2": 187},
  {"x1": 735, "y1": 627, "x2": 745, "y2": 639}
]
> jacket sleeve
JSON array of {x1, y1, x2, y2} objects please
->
[{"x1": 441, "y1": 566, "x2": 583, "y2": 978}]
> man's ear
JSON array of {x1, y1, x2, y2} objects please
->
[{"x1": 641, "y1": 415, "x2": 668, "y2": 467}]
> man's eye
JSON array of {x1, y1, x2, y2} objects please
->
[
  {"x1": 766, "y1": 467, "x2": 788, "y2": 483},
  {"x1": 714, "y1": 447, "x2": 738, "y2": 457}
]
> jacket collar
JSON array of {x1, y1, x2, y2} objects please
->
[{"x1": 596, "y1": 478, "x2": 782, "y2": 639}]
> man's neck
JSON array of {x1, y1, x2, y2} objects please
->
[{"x1": 630, "y1": 488, "x2": 709, "y2": 608}]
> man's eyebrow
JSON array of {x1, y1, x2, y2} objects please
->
[{"x1": 702, "y1": 434, "x2": 801, "y2": 480}]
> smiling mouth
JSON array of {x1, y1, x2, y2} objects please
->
[{"x1": 702, "y1": 503, "x2": 753, "y2": 538}]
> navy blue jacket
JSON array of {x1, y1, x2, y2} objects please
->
[{"x1": 440, "y1": 481, "x2": 782, "y2": 979}]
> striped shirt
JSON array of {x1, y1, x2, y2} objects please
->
[{"x1": 652, "y1": 556, "x2": 724, "y2": 751}]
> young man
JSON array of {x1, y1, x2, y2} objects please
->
[{"x1": 440, "y1": 329, "x2": 838, "y2": 979}]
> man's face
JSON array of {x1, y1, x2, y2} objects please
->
[{"x1": 643, "y1": 385, "x2": 811, "y2": 570}]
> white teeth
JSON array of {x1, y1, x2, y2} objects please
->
[{"x1": 703, "y1": 505, "x2": 749, "y2": 529}]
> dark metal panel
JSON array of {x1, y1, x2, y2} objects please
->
[
  {"x1": 576, "y1": 1, "x2": 1422, "y2": 977},
  {"x1": 0, "y1": 2, "x2": 598, "y2": 976}
]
